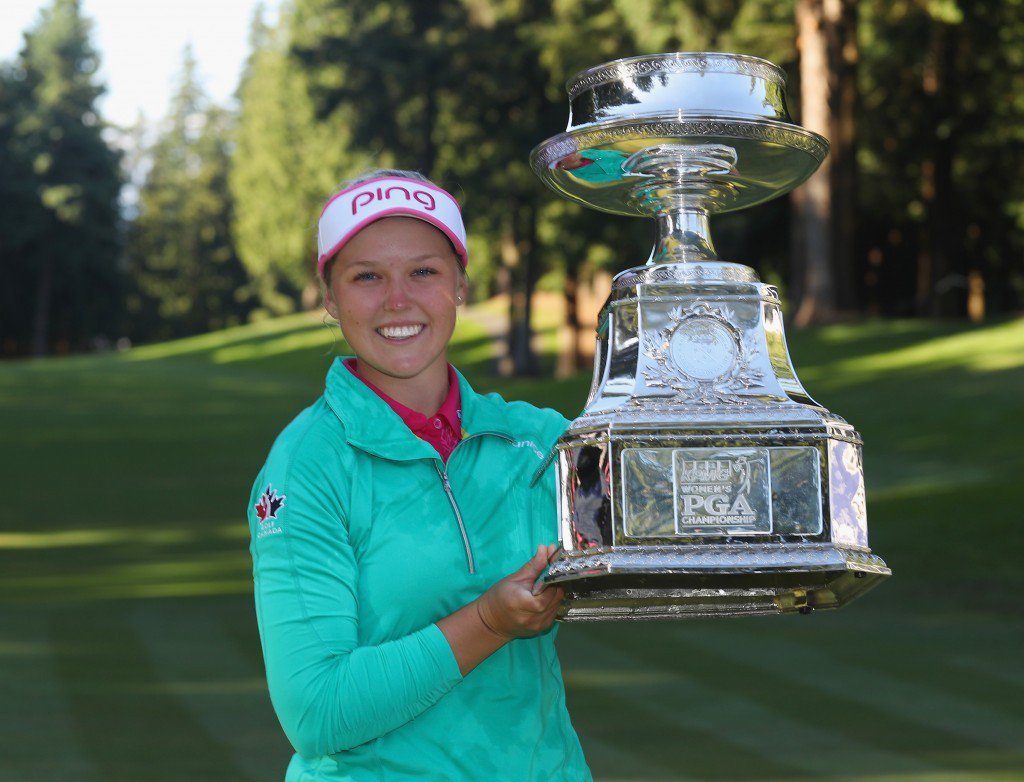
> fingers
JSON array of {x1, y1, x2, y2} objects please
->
[
  {"x1": 481, "y1": 580, "x2": 563, "y2": 639},
  {"x1": 512, "y1": 544, "x2": 551, "y2": 583}
]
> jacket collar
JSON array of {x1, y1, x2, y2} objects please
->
[{"x1": 323, "y1": 357, "x2": 515, "y2": 461}]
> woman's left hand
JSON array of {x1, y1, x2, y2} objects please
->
[
  {"x1": 474, "y1": 544, "x2": 564, "y2": 640},
  {"x1": 436, "y1": 544, "x2": 564, "y2": 675}
]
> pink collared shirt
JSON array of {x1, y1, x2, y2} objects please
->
[{"x1": 344, "y1": 359, "x2": 463, "y2": 462}]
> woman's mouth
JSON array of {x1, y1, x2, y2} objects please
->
[{"x1": 376, "y1": 324, "x2": 424, "y2": 340}]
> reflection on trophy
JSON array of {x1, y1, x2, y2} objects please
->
[{"x1": 531, "y1": 52, "x2": 891, "y2": 619}]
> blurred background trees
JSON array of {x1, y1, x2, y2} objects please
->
[
  {"x1": 0, "y1": 0, "x2": 121, "y2": 357},
  {"x1": 126, "y1": 48, "x2": 253, "y2": 342},
  {"x1": 0, "y1": 0, "x2": 1020, "y2": 359}
]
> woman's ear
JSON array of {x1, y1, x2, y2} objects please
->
[
  {"x1": 323, "y1": 286, "x2": 340, "y2": 321},
  {"x1": 456, "y1": 272, "x2": 469, "y2": 306}
]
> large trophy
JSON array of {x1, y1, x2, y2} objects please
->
[{"x1": 532, "y1": 52, "x2": 890, "y2": 619}]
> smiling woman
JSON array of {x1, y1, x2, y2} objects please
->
[
  {"x1": 246, "y1": 169, "x2": 592, "y2": 781},
  {"x1": 323, "y1": 217, "x2": 466, "y2": 414}
]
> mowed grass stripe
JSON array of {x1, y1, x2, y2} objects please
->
[
  {"x1": 47, "y1": 603, "x2": 260, "y2": 782},
  {"x1": 560, "y1": 627, "x2": 941, "y2": 779},
  {"x1": 656, "y1": 620, "x2": 1024, "y2": 776},
  {"x1": 800, "y1": 609, "x2": 1024, "y2": 723},
  {"x1": 0, "y1": 548, "x2": 253, "y2": 604},
  {"x1": 129, "y1": 600, "x2": 292, "y2": 781},
  {"x1": 563, "y1": 667, "x2": 790, "y2": 781},
  {"x1": 0, "y1": 609, "x2": 98, "y2": 781},
  {"x1": 673, "y1": 623, "x2": 1024, "y2": 755}
]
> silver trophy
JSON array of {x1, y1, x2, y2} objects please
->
[{"x1": 531, "y1": 52, "x2": 890, "y2": 620}]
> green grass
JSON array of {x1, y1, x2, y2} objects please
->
[{"x1": 1, "y1": 308, "x2": 1022, "y2": 781}]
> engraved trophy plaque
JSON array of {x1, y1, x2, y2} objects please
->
[{"x1": 531, "y1": 53, "x2": 891, "y2": 619}]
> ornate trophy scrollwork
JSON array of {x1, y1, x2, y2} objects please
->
[{"x1": 532, "y1": 52, "x2": 890, "y2": 620}]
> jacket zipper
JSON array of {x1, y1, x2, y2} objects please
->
[{"x1": 434, "y1": 431, "x2": 514, "y2": 575}]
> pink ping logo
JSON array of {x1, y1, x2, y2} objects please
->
[{"x1": 352, "y1": 185, "x2": 437, "y2": 215}]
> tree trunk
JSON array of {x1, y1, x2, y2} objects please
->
[
  {"x1": 420, "y1": 86, "x2": 438, "y2": 175},
  {"x1": 793, "y1": 0, "x2": 837, "y2": 327},
  {"x1": 826, "y1": 0, "x2": 859, "y2": 312},
  {"x1": 500, "y1": 200, "x2": 539, "y2": 377},
  {"x1": 928, "y1": 24, "x2": 961, "y2": 318},
  {"x1": 556, "y1": 263, "x2": 581, "y2": 379},
  {"x1": 31, "y1": 253, "x2": 53, "y2": 357},
  {"x1": 499, "y1": 213, "x2": 519, "y2": 378},
  {"x1": 516, "y1": 200, "x2": 540, "y2": 376}
]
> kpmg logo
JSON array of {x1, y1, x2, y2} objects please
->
[
  {"x1": 352, "y1": 185, "x2": 437, "y2": 215},
  {"x1": 677, "y1": 458, "x2": 733, "y2": 484}
]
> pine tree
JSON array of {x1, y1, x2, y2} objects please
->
[
  {"x1": 0, "y1": 0, "x2": 122, "y2": 356},
  {"x1": 230, "y1": 5, "x2": 353, "y2": 316},
  {"x1": 126, "y1": 47, "x2": 252, "y2": 341}
]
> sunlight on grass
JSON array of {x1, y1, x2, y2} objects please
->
[
  {"x1": 822, "y1": 319, "x2": 1024, "y2": 377},
  {"x1": 0, "y1": 642, "x2": 51, "y2": 657},
  {"x1": 210, "y1": 327, "x2": 338, "y2": 364},
  {"x1": 0, "y1": 523, "x2": 249, "y2": 550},
  {"x1": 125, "y1": 311, "x2": 323, "y2": 361}
]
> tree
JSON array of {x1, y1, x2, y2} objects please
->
[
  {"x1": 289, "y1": 0, "x2": 544, "y2": 372},
  {"x1": 0, "y1": 0, "x2": 121, "y2": 356},
  {"x1": 126, "y1": 48, "x2": 252, "y2": 341},
  {"x1": 857, "y1": 0, "x2": 1023, "y2": 318},
  {"x1": 231, "y1": 6, "x2": 353, "y2": 316}
]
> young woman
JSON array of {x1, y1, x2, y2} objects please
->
[{"x1": 248, "y1": 170, "x2": 592, "y2": 781}]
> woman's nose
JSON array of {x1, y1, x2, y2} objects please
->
[{"x1": 383, "y1": 279, "x2": 410, "y2": 311}]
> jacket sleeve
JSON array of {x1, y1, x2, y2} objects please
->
[{"x1": 248, "y1": 428, "x2": 463, "y2": 758}]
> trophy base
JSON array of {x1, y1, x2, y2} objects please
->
[{"x1": 545, "y1": 544, "x2": 890, "y2": 620}]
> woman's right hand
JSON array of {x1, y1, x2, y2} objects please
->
[{"x1": 474, "y1": 544, "x2": 564, "y2": 640}]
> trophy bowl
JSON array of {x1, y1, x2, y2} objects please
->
[{"x1": 531, "y1": 53, "x2": 891, "y2": 620}]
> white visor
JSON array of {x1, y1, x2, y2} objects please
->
[{"x1": 317, "y1": 176, "x2": 467, "y2": 278}]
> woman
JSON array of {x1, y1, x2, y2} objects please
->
[{"x1": 248, "y1": 169, "x2": 592, "y2": 781}]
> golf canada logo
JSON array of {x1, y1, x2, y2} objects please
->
[{"x1": 255, "y1": 484, "x2": 285, "y2": 539}]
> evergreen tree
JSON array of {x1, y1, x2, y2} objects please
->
[
  {"x1": 126, "y1": 48, "x2": 252, "y2": 341},
  {"x1": 858, "y1": 0, "x2": 1023, "y2": 317},
  {"x1": 0, "y1": 0, "x2": 121, "y2": 356},
  {"x1": 231, "y1": 5, "x2": 353, "y2": 316}
]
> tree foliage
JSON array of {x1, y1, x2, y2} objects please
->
[
  {"x1": 858, "y1": 0, "x2": 1024, "y2": 317},
  {"x1": 230, "y1": 7, "x2": 354, "y2": 315},
  {"x1": 0, "y1": 0, "x2": 121, "y2": 356},
  {"x1": 125, "y1": 48, "x2": 252, "y2": 341},
  {"x1": 2, "y1": 0, "x2": 1020, "y2": 358}
]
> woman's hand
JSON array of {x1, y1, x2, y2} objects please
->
[
  {"x1": 475, "y1": 545, "x2": 565, "y2": 640},
  {"x1": 436, "y1": 544, "x2": 564, "y2": 675}
]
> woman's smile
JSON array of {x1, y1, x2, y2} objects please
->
[{"x1": 377, "y1": 323, "x2": 426, "y2": 340}]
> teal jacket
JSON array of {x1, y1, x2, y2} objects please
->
[{"x1": 247, "y1": 359, "x2": 592, "y2": 782}]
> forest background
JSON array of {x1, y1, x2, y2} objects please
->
[{"x1": 1, "y1": 0, "x2": 1022, "y2": 366}]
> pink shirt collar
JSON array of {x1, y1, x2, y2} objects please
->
[{"x1": 343, "y1": 359, "x2": 463, "y2": 461}]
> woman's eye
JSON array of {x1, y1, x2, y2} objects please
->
[
  {"x1": 412, "y1": 267, "x2": 437, "y2": 277},
  {"x1": 353, "y1": 271, "x2": 379, "y2": 282}
]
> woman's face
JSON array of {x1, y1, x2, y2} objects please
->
[{"x1": 324, "y1": 216, "x2": 467, "y2": 394}]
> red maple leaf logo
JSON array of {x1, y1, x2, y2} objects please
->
[{"x1": 255, "y1": 485, "x2": 285, "y2": 523}]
